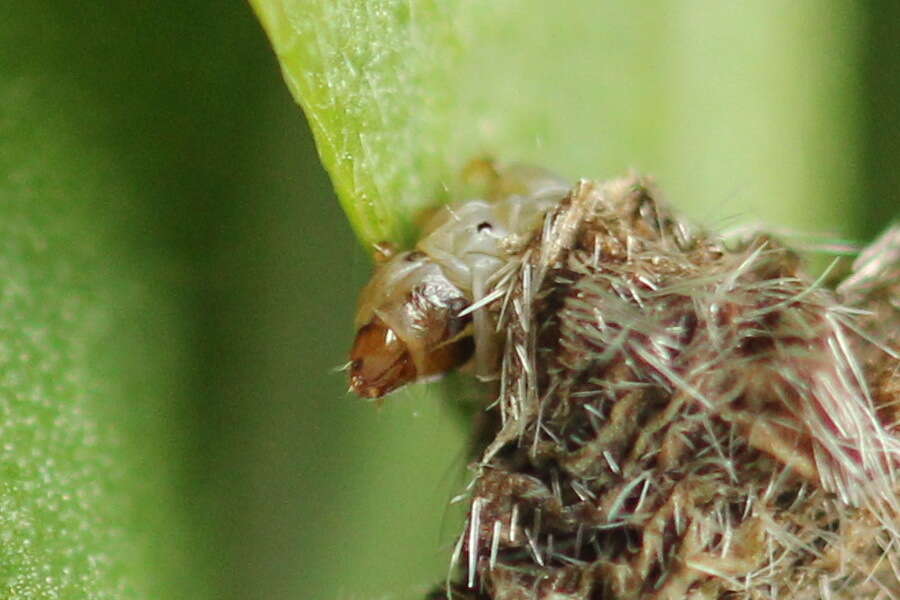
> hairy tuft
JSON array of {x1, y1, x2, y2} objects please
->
[{"x1": 440, "y1": 178, "x2": 900, "y2": 599}]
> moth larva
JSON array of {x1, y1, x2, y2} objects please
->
[{"x1": 348, "y1": 163, "x2": 570, "y2": 398}]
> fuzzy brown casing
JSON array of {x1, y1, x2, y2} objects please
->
[{"x1": 441, "y1": 178, "x2": 900, "y2": 599}]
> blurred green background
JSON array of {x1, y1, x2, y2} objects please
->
[{"x1": 0, "y1": 2, "x2": 897, "y2": 600}]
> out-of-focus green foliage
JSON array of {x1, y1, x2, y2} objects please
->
[
  {"x1": 863, "y1": 2, "x2": 900, "y2": 235},
  {"x1": 0, "y1": 5, "x2": 216, "y2": 598},
  {"x1": 0, "y1": 2, "x2": 271, "y2": 598},
  {"x1": 0, "y1": 100, "x2": 185, "y2": 600},
  {"x1": 0, "y1": 2, "x2": 896, "y2": 600}
]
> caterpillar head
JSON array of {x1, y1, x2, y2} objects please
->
[{"x1": 349, "y1": 246, "x2": 474, "y2": 398}]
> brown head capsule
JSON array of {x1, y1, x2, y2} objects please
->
[
  {"x1": 349, "y1": 251, "x2": 475, "y2": 398},
  {"x1": 348, "y1": 163, "x2": 571, "y2": 398}
]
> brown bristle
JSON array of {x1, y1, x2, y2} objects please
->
[{"x1": 435, "y1": 179, "x2": 899, "y2": 599}]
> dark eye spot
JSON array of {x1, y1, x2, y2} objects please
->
[
  {"x1": 447, "y1": 297, "x2": 469, "y2": 315},
  {"x1": 477, "y1": 221, "x2": 492, "y2": 232},
  {"x1": 350, "y1": 359, "x2": 362, "y2": 371},
  {"x1": 405, "y1": 251, "x2": 426, "y2": 262}
]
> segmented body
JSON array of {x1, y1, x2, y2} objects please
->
[{"x1": 349, "y1": 165, "x2": 570, "y2": 398}]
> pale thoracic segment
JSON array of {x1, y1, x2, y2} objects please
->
[{"x1": 349, "y1": 163, "x2": 570, "y2": 399}]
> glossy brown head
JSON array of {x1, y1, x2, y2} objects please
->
[
  {"x1": 349, "y1": 315, "x2": 475, "y2": 398},
  {"x1": 349, "y1": 317, "x2": 416, "y2": 398},
  {"x1": 348, "y1": 249, "x2": 475, "y2": 398}
]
